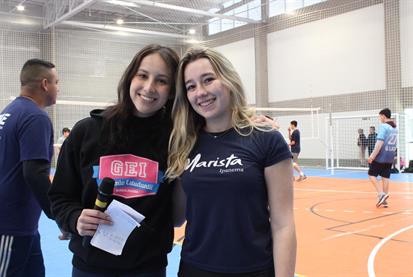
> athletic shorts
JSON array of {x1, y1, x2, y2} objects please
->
[
  {"x1": 292, "y1": 152, "x2": 300, "y2": 163},
  {"x1": 0, "y1": 232, "x2": 45, "y2": 277},
  {"x1": 178, "y1": 261, "x2": 275, "y2": 277},
  {"x1": 368, "y1": 161, "x2": 392, "y2": 178}
]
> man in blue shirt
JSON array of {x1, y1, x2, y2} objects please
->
[
  {"x1": 0, "y1": 59, "x2": 59, "y2": 276},
  {"x1": 368, "y1": 108, "x2": 397, "y2": 208}
]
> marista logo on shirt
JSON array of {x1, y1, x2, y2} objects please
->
[{"x1": 186, "y1": 153, "x2": 244, "y2": 174}]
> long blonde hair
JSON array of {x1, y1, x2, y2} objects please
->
[{"x1": 166, "y1": 47, "x2": 257, "y2": 179}]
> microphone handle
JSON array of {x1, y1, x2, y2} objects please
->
[
  {"x1": 82, "y1": 196, "x2": 111, "y2": 247},
  {"x1": 82, "y1": 235, "x2": 92, "y2": 247}
]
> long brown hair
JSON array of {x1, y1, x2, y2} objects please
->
[{"x1": 102, "y1": 44, "x2": 179, "y2": 150}]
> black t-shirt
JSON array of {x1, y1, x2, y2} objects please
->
[
  {"x1": 367, "y1": 133, "x2": 377, "y2": 151},
  {"x1": 290, "y1": 129, "x2": 301, "y2": 153},
  {"x1": 181, "y1": 128, "x2": 291, "y2": 273}
]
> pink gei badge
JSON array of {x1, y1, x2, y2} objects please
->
[{"x1": 99, "y1": 154, "x2": 161, "y2": 199}]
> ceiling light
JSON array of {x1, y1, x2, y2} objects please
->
[
  {"x1": 16, "y1": 4, "x2": 25, "y2": 11},
  {"x1": 128, "y1": 0, "x2": 259, "y2": 24},
  {"x1": 105, "y1": 0, "x2": 138, "y2": 8},
  {"x1": 114, "y1": 31, "x2": 129, "y2": 36},
  {"x1": 285, "y1": 9, "x2": 296, "y2": 15},
  {"x1": 61, "y1": 21, "x2": 191, "y2": 39},
  {"x1": 208, "y1": 8, "x2": 220, "y2": 13},
  {"x1": 116, "y1": 18, "x2": 124, "y2": 25},
  {"x1": 188, "y1": 28, "x2": 196, "y2": 35},
  {"x1": 184, "y1": 39, "x2": 201, "y2": 44}
]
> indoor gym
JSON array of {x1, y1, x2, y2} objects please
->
[{"x1": 1, "y1": 0, "x2": 413, "y2": 276}]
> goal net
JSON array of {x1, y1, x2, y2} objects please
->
[
  {"x1": 254, "y1": 107, "x2": 321, "y2": 139},
  {"x1": 253, "y1": 107, "x2": 325, "y2": 167},
  {"x1": 326, "y1": 113, "x2": 402, "y2": 171}
]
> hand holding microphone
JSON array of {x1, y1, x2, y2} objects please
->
[{"x1": 79, "y1": 177, "x2": 115, "y2": 246}]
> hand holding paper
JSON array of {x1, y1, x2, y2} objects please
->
[{"x1": 91, "y1": 200, "x2": 145, "y2": 255}]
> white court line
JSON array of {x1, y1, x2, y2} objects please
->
[
  {"x1": 295, "y1": 188, "x2": 413, "y2": 195},
  {"x1": 367, "y1": 224, "x2": 413, "y2": 277}
]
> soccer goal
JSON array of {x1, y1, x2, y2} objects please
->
[
  {"x1": 326, "y1": 113, "x2": 402, "y2": 171},
  {"x1": 253, "y1": 107, "x2": 326, "y2": 168},
  {"x1": 254, "y1": 107, "x2": 321, "y2": 139}
]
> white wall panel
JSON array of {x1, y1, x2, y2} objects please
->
[
  {"x1": 214, "y1": 38, "x2": 256, "y2": 105},
  {"x1": 401, "y1": 0, "x2": 413, "y2": 88},
  {"x1": 267, "y1": 4, "x2": 386, "y2": 102}
]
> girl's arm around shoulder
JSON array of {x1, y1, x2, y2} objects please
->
[
  {"x1": 171, "y1": 178, "x2": 186, "y2": 227},
  {"x1": 254, "y1": 128, "x2": 291, "y2": 167},
  {"x1": 265, "y1": 158, "x2": 297, "y2": 277}
]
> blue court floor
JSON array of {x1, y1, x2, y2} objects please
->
[
  {"x1": 40, "y1": 168, "x2": 413, "y2": 276},
  {"x1": 39, "y1": 215, "x2": 181, "y2": 277}
]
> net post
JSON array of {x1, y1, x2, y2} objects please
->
[
  {"x1": 396, "y1": 113, "x2": 401, "y2": 171},
  {"x1": 329, "y1": 111, "x2": 334, "y2": 175}
]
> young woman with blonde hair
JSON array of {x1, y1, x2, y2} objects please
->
[{"x1": 167, "y1": 47, "x2": 296, "y2": 277}]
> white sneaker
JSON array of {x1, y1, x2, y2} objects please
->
[{"x1": 376, "y1": 193, "x2": 389, "y2": 208}]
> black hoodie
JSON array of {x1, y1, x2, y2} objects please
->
[{"x1": 49, "y1": 109, "x2": 173, "y2": 274}]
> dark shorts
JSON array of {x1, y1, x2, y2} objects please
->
[
  {"x1": 292, "y1": 152, "x2": 300, "y2": 163},
  {"x1": 178, "y1": 261, "x2": 275, "y2": 277},
  {"x1": 0, "y1": 232, "x2": 45, "y2": 277},
  {"x1": 368, "y1": 161, "x2": 392, "y2": 178}
]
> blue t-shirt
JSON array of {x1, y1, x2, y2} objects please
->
[
  {"x1": 375, "y1": 123, "x2": 397, "y2": 164},
  {"x1": 0, "y1": 97, "x2": 53, "y2": 235},
  {"x1": 290, "y1": 129, "x2": 300, "y2": 153},
  {"x1": 181, "y1": 128, "x2": 292, "y2": 273}
]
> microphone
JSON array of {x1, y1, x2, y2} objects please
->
[{"x1": 82, "y1": 177, "x2": 115, "y2": 247}]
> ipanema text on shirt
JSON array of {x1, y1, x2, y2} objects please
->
[{"x1": 93, "y1": 154, "x2": 164, "y2": 198}]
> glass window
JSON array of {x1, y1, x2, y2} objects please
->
[
  {"x1": 248, "y1": 7, "x2": 261, "y2": 20},
  {"x1": 222, "y1": 18, "x2": 234, "y2": 31},
  {"x1": 304, "y1": 0, "x2": 323, "y2": 5},
  {"x1": 207, "y1": 0, "x2": 271, "y2": 35},
  {"x1": 208, "y1": 18, "x2": 221, "y2": 35},
  {"x1": 248, "y1": 0, "x2": 261, "y2": 9},
  {"x1": 234, "y1": 5, "x2": 248, "y2": 27},
  {"x1": 269, "y1": 0, "x2": 326, "y2": 17},
  {"x1": 285, "y1": 0, "x2": 303, "y2": 12},
  {"x1": 223, "y1": 0, "x2": 234, "y2": 8},
  {"x1": 269, "y1": 0, "x2": 286, "y2": 17},
  {"x1": 234, "y1": 4, "x2": 247, "y2": 16},
  {"x1": 234, "y1": 20, "x2": 247, "y2": 28}
]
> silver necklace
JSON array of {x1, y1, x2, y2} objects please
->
[{"x1": 205, "y1": 128, "x2": 232, "y2": 139}]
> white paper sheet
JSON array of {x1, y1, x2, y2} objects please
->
[{"x1": 90, "y1": 200, "x2": 145, "y2": 256}]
